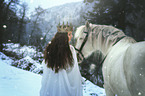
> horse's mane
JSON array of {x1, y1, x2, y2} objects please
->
[
  {"x1": 91, "y1": 24, "x2": 126, "y2": 45},
  {"x1": 75, "y1": 24, "x2": 136, "y2": 55}
]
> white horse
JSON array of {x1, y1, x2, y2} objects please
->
[{"x1": 75, "y1": 21, "x2": 145, "y2": 96}]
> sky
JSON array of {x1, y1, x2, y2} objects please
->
[{"x1": 20, "y1": 0, "x2": 83, "y2": 15}]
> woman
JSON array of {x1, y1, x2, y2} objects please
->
[{"x1": 40, "y1": 22, "x2": 83, "y2": 96}]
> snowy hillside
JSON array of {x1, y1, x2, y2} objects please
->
[
  {"x1": 0, "y1": 58, "x2": 42, "y2": 96},
  {"x1": 2, "y1": 43, "x2": 43, "y2": 74},
  {"x1": 0, "y1": 43, "x2": 106, "y2": 96}
]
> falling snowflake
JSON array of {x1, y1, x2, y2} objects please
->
[
  {"x1": 138, "y1": 92, "x2": 141, "y2": 95},
  {"x1": 3, "y1": 25, "x2": 7, "y2": 28},
  {"x1": 40, "y1": 37, "x2": 43, "y2": 40},
  {"x1": 8, "y1": 40, "x2": 11, "y2": 42}
]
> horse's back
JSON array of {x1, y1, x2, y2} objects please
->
[{"x1": 124, "y1": 41, "x2": 145, "y2": 96}]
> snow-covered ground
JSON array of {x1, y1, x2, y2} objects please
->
[
  {"x1": 0, "y1": 59, "x2": 41, "y2": 96},
  {"x1": 0, "y1": 43, "x2": 106, "y2": 96}
]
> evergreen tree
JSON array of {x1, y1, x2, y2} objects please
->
[
  {"x1": 0, "y1": 0, "x2": 5, "y2": 51},
  {"x1": 0, "y1": 0, "x2": 20, "y2": 51},
  {"x1": 84, "y1": 0, "x2": 145, "y2": 41},
  {"x1": 124, "y1": 0, "x2": 145, "y2": 41}
]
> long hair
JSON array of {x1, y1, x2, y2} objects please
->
[{"x1": 44, "y1": 32, "x2": 73, "y2": 73}]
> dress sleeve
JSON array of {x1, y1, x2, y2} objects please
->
[
  {"x1": 70, "y1": 45, "x2": 78, "y2": 63},
  {"x1": 69, "y1": 45, "x2": 85, "y2": 83}
]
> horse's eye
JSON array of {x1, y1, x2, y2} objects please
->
[{"x1": 84, "y1": 32, "x2": 88, "y2": 34}]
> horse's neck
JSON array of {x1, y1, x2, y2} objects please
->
[
  {"x1": 96, "y1": 40, "x2": 113, "y2": 56},
  {"x1": 90, "y1": 24, "x2": 136, "y2": 57},
  {"x1": 91, "y1": 25, "x2": 123, "y2": 56},
  {"x1": 90, "y1": 25, "x2": 108, "y2": 55},
  {"x1": 93, "y1": 32, "x2": 113, "y2": 56},
  {"x1": 98, "y1": 37, "x2": 136, "y2": 56}
]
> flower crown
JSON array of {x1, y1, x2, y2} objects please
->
[{"x1": 57, "y1": 22, "x2": 73, "y2": 33}]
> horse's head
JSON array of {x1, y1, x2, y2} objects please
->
[{"x1": 75, "y1": 21, "x2": 96, "y2": 61}]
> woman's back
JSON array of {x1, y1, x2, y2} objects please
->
[{"x1": 40, "y1": 45, "x2": 83, "y2": 96}]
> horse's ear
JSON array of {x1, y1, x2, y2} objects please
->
[
  {"x1": 85, "y1": 20, "x2": 90, "y2": 29},
  {"x1": 85, "y1": 20, "x2": 91, "y2": 33}
]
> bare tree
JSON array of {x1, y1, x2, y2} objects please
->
[
  {"x1": 29, "y1": 6, "x2": 46, "y2": 46},
  {"x1": 5, "y1": 0, "x2": 19, "y2": 21},
  {"x1": 17, "y1": 2, "x2": 28, "y2": 43}
]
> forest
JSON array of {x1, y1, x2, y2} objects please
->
[{"x1": 0, "y1": 0, "x2": 48, "y2": 52}]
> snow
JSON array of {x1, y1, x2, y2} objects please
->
[
  {"x1": 0, "y1": 59, "x2": 41, "y2": 96},
  {"x1": 0, "y1": 43, "x2": 106, "y2": 96},
  {"x1": 0, "y1": 52, "x2": 14, "y2": 65},
  {"x1": 3, "y1": 43, "x2": 43, "y2": 59},
  {"x1": 2, "y1": 43, "x2": 43, "y2": 74},
  {"x1": 83, "y1": 79, "x2": 106, "y2": 96},
  {"x1": 14, "y1": 56, "x2": 43, "y2": 74}
]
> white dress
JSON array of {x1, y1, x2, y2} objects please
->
[{"x1": 40, "y1": 45, "x2": 83, "y2": 96}]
